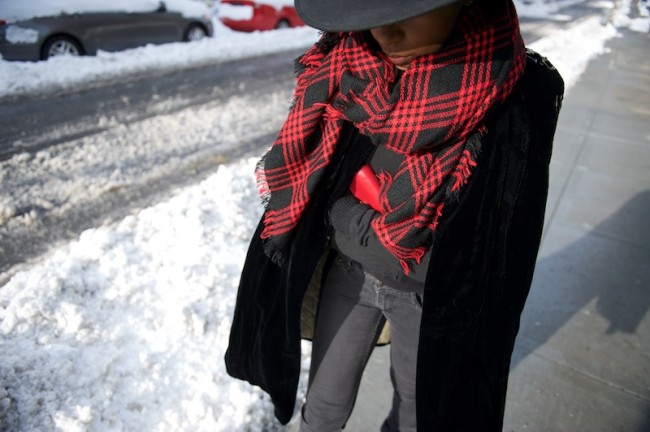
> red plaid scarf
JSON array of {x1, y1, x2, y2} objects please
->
[{"x1": 258, "y1": 2, "x2": 525, "y2": 271}]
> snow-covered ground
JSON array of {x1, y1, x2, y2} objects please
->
[{"x1": 0, "y1": 1, "x2": 648, "y2": 431}]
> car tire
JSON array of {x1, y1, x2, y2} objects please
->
[
  {"x1": 184, "y1": 24, "x2": 208, "y2": 42},
  {"x1": 41, "y1": 35, "x2": 83, "y2": 60},
  {"x1": 275, "y1": 19, "x2": 290, "y2": 29}
]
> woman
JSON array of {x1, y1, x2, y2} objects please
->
[{"x1": 226, "y1": 0, "x2": 564, "y2": 430}]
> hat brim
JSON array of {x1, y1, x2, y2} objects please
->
[{"x1": 295, "y1": 0, "x2": 460, "y2": 32}]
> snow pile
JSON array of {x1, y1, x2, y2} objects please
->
[
  {"x1": 527, "y1": 15, "x2": 619, "y2": 90},
  {"x1": 515, "y1": 0, "x2": 586, "y2": 19},
  {"x1": 258, "y1": 0, "x2": 295, "y2": 8},
  {"x1": 218, "y1": 3, "x2": 255, "y2": 20},
  {"x1": 0, "y1": 158, "x2": 310, "y2": 431},
  {"x1": 610, "y1": 0, "x2": 650, "y2": 32}
]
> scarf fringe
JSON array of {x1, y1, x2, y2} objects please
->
[{"x1": 448, "y1": 132, "x2": 483, "y2": 195}]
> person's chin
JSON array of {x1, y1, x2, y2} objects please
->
[{"x1": 387, "y1": 54, "x2": 412, "y2": 69}]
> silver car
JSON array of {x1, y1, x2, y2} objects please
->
[{"x1": 0, "y1": 0, "x2": 214, "y2": 61}]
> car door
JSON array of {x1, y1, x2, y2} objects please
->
[
  {"x1": 76, "y1": 12, "x2": 144, "y2": 53},
  {"x1": 121, "y1": 2, "x2": 183, "y2": 48},
  {"x1": 75, "y1": 3, "x2": 181, "y2": 54}
]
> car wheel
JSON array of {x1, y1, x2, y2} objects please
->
[
  {"x1": 275, "y1": 19, "x2": 290, "y2": 29},
  {"x1": 184, "y1": 24, "x2": 207, "y2": 42},
  {"x1": 42, "y1": 36, "x2": 83, "y2": 60}
]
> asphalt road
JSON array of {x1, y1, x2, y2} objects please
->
[{"x1": 0, "y1": 48, "x2": 303, "y2": 161}]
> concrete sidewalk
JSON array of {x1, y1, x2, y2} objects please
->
[
  {"x1": 344, "y1": 26, "x2": 650, "y2": 432},
  {"x1": 504, "y1": 27, "x2": 650, "y2": 432}
]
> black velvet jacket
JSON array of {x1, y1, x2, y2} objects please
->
[{"x1": 225, "y1": 51, "x2": 564, "y2": 431}]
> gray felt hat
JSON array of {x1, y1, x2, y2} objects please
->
[{"x1": 295, "y1": 0, "x2": 461, "y2": 32}]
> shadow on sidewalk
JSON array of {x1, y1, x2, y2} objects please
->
[
  {"x1": 510, "y1": 190, "x2": 650, "y2": 390},
  {"x1": 513, "y1": 190, "x2": 650, "y2": 367}
]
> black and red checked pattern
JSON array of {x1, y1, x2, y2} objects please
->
[{"x1": 259, "y1": 1, "x2": 526, "y2": 273}]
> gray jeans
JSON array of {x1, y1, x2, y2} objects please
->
[{"x1": 300, "y1": 255, "x2": 423, "y2": 432}]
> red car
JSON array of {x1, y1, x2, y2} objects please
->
[{"x1": 219, "y1": 0, "x2": 304, "y2": 32}]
